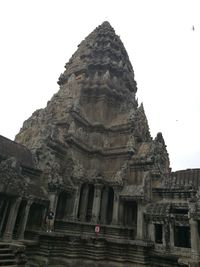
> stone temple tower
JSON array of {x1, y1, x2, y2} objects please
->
[
  {"x1": 12, "y1": 21, "x2": 187, "y2": 267},
  {"x1": 16, "y1": 21, "x2": 169, "y2": 228},
  {"x1": 1, "y1": 21, "x2": 200, "y2": 267}
]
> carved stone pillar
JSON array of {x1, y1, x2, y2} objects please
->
[
  {"x1": 100, "y1": 187, "x2": 109, "y2": 224},
  {"x1": 0, "y1": 199, "x2": 4, "y2": 212},
  {"x1": 41, "y1": 206, "x2": 47, "y2": 229},
  {"x1": 3, "y1": 197, "x2": 22, "y2": 241},
  {"x1": 112, "y1": 190, "x2": 120, "y2": 225},
  {"x1": 169, "y1": 219, "x2": 174, "y2": 249},
  {"x1": 0, "y1": 200, "x2": 9, "y2": 236},
  {"x1": 49, "y1": 191, "x2": 58, "y2": 212},
  {"x1": 163, "y1": 221, "x2": 170, "y2": 251},
  {"x1": 92, "y1": 184, "x2": 102, "y2": 223},
  {"x1": 136, "y1": 202, "x2": 144, "y2": 239},
  {"x1": 71, "y1": 185, "x2": 81, "y2": 220},
  {"x1": 190, "y1": 218, "x2": 200, "y2": 261},
  {"x1": 147, "y1": 222, "x2": 154, "y2": 242},
  {"x1": 18, "y1": 200, "x2": 33, "y2": 240},
  {"x1": 79, "y1": 184, "x2": 89, "y2": 221},
  {"x1": 118, "y1": 198, "x2": 124, "y2": 225}
]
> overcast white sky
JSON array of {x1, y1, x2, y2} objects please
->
[{"x1": 0, "y1": 0, "x2": 199, "y2": 171}]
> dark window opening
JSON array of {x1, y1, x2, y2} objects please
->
[
  {"x1": 77, "y1": 184, "x2": 85, "y2": 219},
  {"x1": 56, "y1": 192, "x2": 73, "y2": 220},
  {"x1": 99, "y1": 186, "x2": 114, "y2": 225},
  {"x1": 106, "y1": 187, "x2": 114, "y2": 225},
  {"x1": 174, "y1": 226, "x2": 191, "y2": 248},
  {"x1": 13, "y1": 200, "x2": 27, "y2": 238},
  {"x1": 0, "y1": 198, "x2": 10, "y2": 237},
  {"x1": 26, "y1": 203, "x2": 45, "y2": 230},
  {"x1": 123, "y1": 201, "x2": 137, "y2": 227},
  {"x1": 172, "y1": 208, "x2": 188, "y2": 215},
  {"x1": 85, "y1": 184, "x2": 94, "y2": 222},
  {"x1": 198, "y1": 221, "x2": 200, "y2": 237},
  {"x1": 99, "y1": 186, "x2": 107, "y2": 223},
  {"x1": 155, "y1": 224, "x2": 163, "y2": 244}
]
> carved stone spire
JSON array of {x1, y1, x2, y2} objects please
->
[
  {"x1": 58, "y1": 21, "x2": 137, "y2": 95},
  {"x1": 15, "y1": 22, "x2": 169, "y2": 190}
]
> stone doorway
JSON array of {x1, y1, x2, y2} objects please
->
[
  {"x1": 0, "y1": 195, "x2": 10, "y2": 237},
  {"x1": 99, "y1": 186, "x2": 114, "y2": 225},
  {"x1": 56, "y1": 191, "x2": 73, "y2": 220},
  {"x1": 85, "y1": 184, "x2": 94, "y2": 222},
  {"x1": 26, "y1": 203, "x2": 45, "y2": 231},
  {"x1": 12, "y1": 199, "x2": 27, "y2": 239},
  {"x1": 123, "y1": 201, "x2": 137, "y2": 227}
]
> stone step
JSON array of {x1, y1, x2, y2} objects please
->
[
  {"x1": 0, "y1": 253, "x2": 15, "y2": 259},
  {"x1": 0, "y1": 258, "x2": 17, "y2": 266},
  {"x1": 0, "y1": 244, "x2": 9, "y2": 249},
  {"x1": 0, "y1": 248, "x2": 12, "y2": 254},
  {"x1": 0, "y1": 243, "x2": 26, "y2": 267}
]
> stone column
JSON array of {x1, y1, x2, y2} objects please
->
[
  {"x1": 79, "y1": 184, "x2": 89, "y2": 221},
  {"x1": 71, "y1": 185, "x2": 81, "y2": 220},
  {"x1": 0, "y1": 200, "x2": 9, "y2": 236},
  {"x1": 100, "y1": 187, "x2": 109, "y2": 224},
  {"x1": 190, "y1": 218, "x2": 200, "y2": 261},
  {"x1": 41, "y1": 206, "x2": 47, "y2": 229},
  {"x1": 0, "y1": 199, "x2": 4, "y2": 212},
  {"x1": 136, "y1": 201, "x2": 144, "y2": 239},
  {"x1": 3, "y1": 197, "x2": 22, "y2": 241},
  {"x1": 163, "y1": 221, "x2": 170, "y2": 251},
  {"x1": 49, "y1": 191, "x2": 58, "y2": 212},
  {"x1": 169, "y1": 220, "x2": 174, "y2": 249},
  {"x1": 18, "y1": 200, "x2": 33, "y2": 240},
  {"x1": 148, "y1": 222, "x2": 155, "y2": 242},
  {"x1": 112, "y1": 190, "x2": 120, "y2": 225},
  {"x1": 118, "y1": 198, "x2": 124, "y2": 225},
  {"x1": 92, "y1": 185, "x2": 102, "y2": 223}
]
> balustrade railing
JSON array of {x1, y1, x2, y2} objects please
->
[{"x1": 54, "y1": 220, "x2": 136, "y2": 240}]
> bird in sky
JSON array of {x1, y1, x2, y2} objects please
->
[{"x1": 192, "y1": 25, "x2": 195, "y2": 31}]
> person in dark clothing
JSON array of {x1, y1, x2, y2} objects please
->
[{"x1": 46, "y1": 209, "x2": 54, "y2": 232}]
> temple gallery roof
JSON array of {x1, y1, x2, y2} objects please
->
[
  {"x1": 146, "y1": 203, "x2": 171, "y2": 217},
  {"x1": 120, "y1": 185, "x2": 144, "y2": 199},
  {"x1": 0, "y1": 135, "x2": 34, "y2": 168}
]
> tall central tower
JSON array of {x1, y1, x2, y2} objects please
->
[
  {"x1": 16, "y1": 21, "x2": 168, "y2": 186},
  {"x1": 15, "y1": 22, "x2": 170, "y2": 265}
]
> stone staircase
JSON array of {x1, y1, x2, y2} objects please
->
[{"x1": 0, "y1": 243, "x2": 26, "y2": 267}]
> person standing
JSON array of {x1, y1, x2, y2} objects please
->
[{"x1": 46, "y1": 209, "x2": 54, "y2": 232}]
